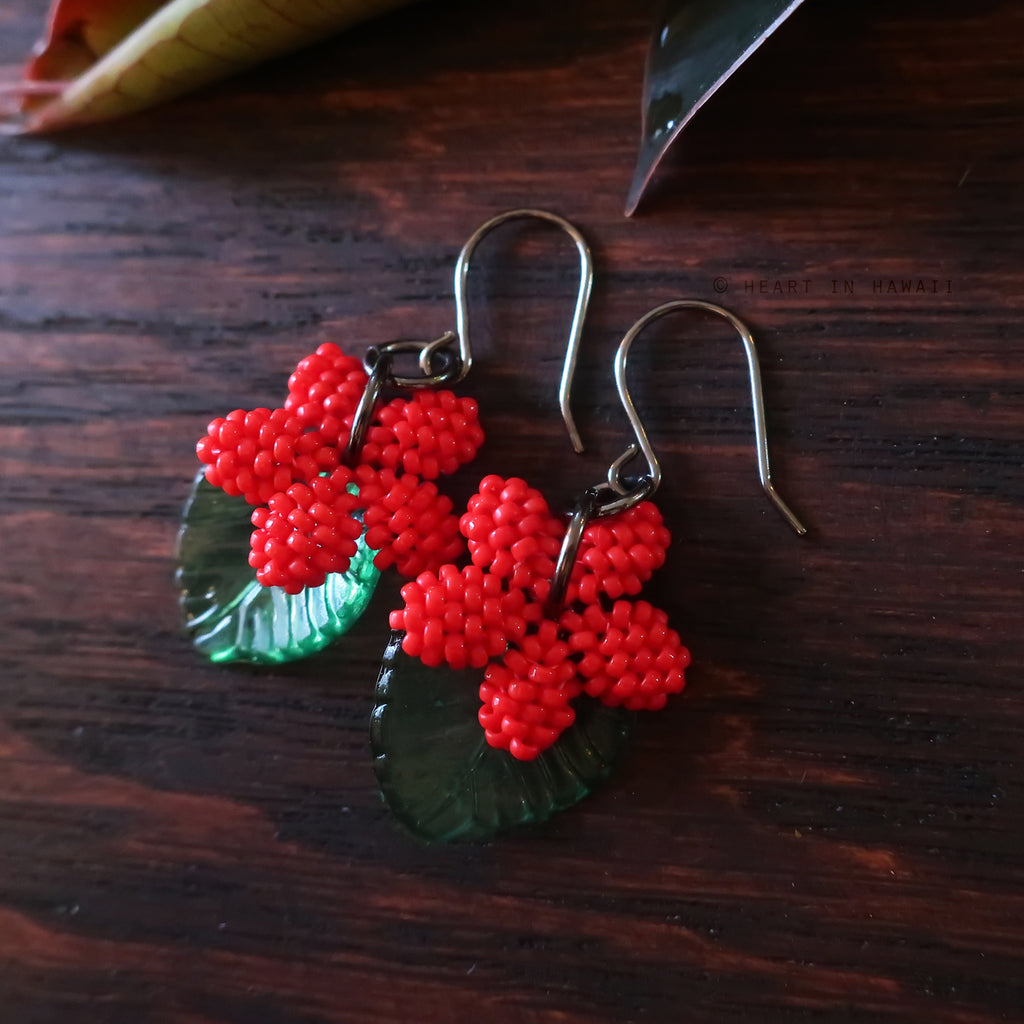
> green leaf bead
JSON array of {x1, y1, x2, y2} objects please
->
[
  {"x1": 177, "y1": 472, "x2": 380, "y2": 665},
  {"x1": 371, "y1": 631, "x2": 634, "y2": 842}
]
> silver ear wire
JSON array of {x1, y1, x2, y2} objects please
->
[
  {"x1": 445, "y1": 208, "x2": 594, "y2": 453},
  {"x1": 548, "y1": 298, "x2": 806, "y2": 611},
  {"x1": 348, "y1": 211, "x2": 593, "y2": 464},
  {"x1": 600, "y1": 299, "x2": 807, "y2": 534}
]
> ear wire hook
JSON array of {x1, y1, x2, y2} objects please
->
[
  {"x1": 435, "y1": 208, "x2": 594, "y2": 453},
  {"x1": 603, "y1": 299, "x2": 807, "y2": 535},
  {"x1": 351, "y1": 211, "x2": 592, "y2": 463}
]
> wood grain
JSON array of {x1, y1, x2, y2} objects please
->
[{"x1": 1, "y1": 0, "x2": 1022, "y2": 1021}]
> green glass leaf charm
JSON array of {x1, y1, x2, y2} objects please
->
[
  {"x1": 371, "y1": 631, "x2": 634, "y2": 842},
  {"x1": 627, "y1": 0, "x2": 807, "y2": 214},
  {"x1": 176, "y1": 471, "x2": 380, "y2": 664}
]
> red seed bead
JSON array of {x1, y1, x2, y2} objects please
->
[
  {"x1": 360, "y1": 391, "x2": 484, "y2": 480},
  {"x1": 248, "y1": 467, "x2": 361, "y2": 594},
  {"x1": 197, "y1": 407, "x2": 338, "y2": 506},
  {"x1": 285, "y1": 343, "x2": 368, "y2": 442}
]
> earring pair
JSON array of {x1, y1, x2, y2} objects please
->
[{"x1": 177, "y1": 209, "x2": 805, "y2": 841}]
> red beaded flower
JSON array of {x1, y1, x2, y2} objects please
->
[
  {"x1": 196, "y1": 343, "x2": 485, "y2": 594},
  {"x1": 390, "y1": 475, "x2": 690, "y2": 761}
]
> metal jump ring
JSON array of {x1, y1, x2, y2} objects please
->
[
  {"x1": 344, "y1": 350, "x2": 393, "y2": 465},
  {"x1": 375, "y1": 335, "x2": 462, "y2": 389},
  {"x1": 545, "y1": 488, "x2": 601, "y2": 614}
]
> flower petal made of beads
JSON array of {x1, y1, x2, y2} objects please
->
[
  {"x1": 562, "y1": 599, "x2": 690, "y2": 711},
  {"x1": 285, "y1": 343, "x2": 368, "y2": 443},
  {"x1": 248, "y1": 468, "x2": 361, "y2": 594},
  {"x1": 567, "y1": 501, "x2": 672, "y2": 605},
  {"x1": 389, "y1": 563, "x2": 509, "y2": 671},
  {"x1": 360, "y1": 391, "x2": 484, "y2": 481},
  {"x1": 478, "y1": 639, "x2": 581, "y2": 760},
  {"x1": 459, "y1": 475, "x2": 564, "y2": 596},
  {"x1": 356, "y1": 467, "x2": 466, "y2": 578},
  {"x1": 197, "y1": 407, "x2": 339, "y2": 507}
]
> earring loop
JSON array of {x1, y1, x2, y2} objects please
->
[
  {"x1": 441, "y1": 208, "x2": 594, "y2": 453},
  {"x1": 351, "y1": 209, "x2": 592, "y2": 462},
  {"x1": 596, "y1": 299, "x2": 806, "y2": 532}
]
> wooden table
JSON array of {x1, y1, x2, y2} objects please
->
[{"x1": 2, "y1": 1, "x2": 1022, "y2": 1020}]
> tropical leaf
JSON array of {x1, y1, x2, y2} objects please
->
[
  {"x1": 7, "y1": 0, "x2": 419, "y2": 133},
  {"x1": 176, "y1": 471, "x2": 381, "y2": 665},
  {"x1": 371, "y1": 631, "x2": 634, "y2": 842},
  {"x1": 626, "y1": 0, "x2": 807, "y2": 214},
  {"x1": 24, "y1": 0, "x2": 167, "y2": 84}
]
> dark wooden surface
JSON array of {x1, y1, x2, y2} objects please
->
[{"x1": 2, "y1": 1, "x2": 1023, "y2": 1021}]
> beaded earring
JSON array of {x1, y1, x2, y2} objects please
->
[
  {"x1": 371, "y1": 299, "x2": 807, "y2": 842},
  {"x1": 176, "y1": 209, "x2": 594, "y2": 666}
]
